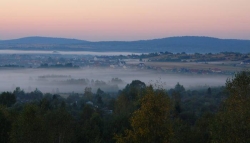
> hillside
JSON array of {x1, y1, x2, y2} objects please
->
[
  {"x1": 0, "y1": 36, "x2": 250, "y2": 53},
  {"x1": 0, "y1": 36, "x2": 87, "y2": 44}
]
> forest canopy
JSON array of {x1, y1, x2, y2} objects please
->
[{"x1": 0, "y1": 71, "x2": 249, "y2": 143}]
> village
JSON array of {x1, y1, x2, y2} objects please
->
[{"x1": 0, "y1": 51, "x2": 249, "y2": 75}]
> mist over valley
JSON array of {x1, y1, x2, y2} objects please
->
[
  {"x1": 0, "y1": 68, "x2": 229, "y2": 93},
  {"x1": 1, "y1": 1, "x2": 250, "y2": 142},
  {"x1": 0, "y1": 49, "x2": 247, "y2": 94}
]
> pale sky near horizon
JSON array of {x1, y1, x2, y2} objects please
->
[{"x1": 1, "y1": 0, "x2": 250, "y2": 41}]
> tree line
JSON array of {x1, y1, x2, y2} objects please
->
[{"x1": 0, "y1": 71, "x2": 250, "y2": 143}]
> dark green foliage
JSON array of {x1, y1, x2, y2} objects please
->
[
  {"x1": 84, "y1": 87, "x2": 93, "y2": 101},
  {"x1": 116, "y1": 86, "x2": 172, "y2": 143},
  {"x1": 172, "y1": 91, "x2": 181, "y2": 118},
  {"x1": 0, "y1": 106, "x2": 11, "y2": 143},
  {"x1": 113, "y1": 80, "x2": 147, "y2": 136},
  {"x1": 210, "y1": 71, "x2": 250, "y2": 143},
  {"x1": 45, "y1": 108, "x2": 74, "y2": 143},
  {"x1": 0, "y1": 92, "x2": 16, "y2": 107},
  {"x1": 75, "y1": 105, "x2": 103, "y2": 143},
  {"x1": 14, "y1": 87, "x2": 43, "y2": 102},
  {"x1": 174, "y1": 82, "x2": 185, "y2": 93},
  {"x1": 0, "y1": 77, "x2": 249, "y2": 143},
  {"x1": 10, "y1": 104, "x2": 47, "y2": 143},
  {"x1": 207, "y1": 87, "x2": 212, "y2": 95}
]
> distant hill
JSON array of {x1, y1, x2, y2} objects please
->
[
  {"x1": 0, "y1": 36, "x2": 250, "y2": 53},
  {"x1": 0, "y1": 36, "x2": 87, "y2": 44}
]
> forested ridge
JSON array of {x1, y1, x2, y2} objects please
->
[
  {"x1": 1, "y1": 36, "x2": 250, "y2": 53},
  {"x1": 0, "y1": 71, "x2": 250, "y2": 143}
]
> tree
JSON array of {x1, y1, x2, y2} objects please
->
[
  {"x1": 84, "y1": 87, "x2": 93, "y2": 101},
  {"x1": 114, "y1": 80, "x2": 146, "y2": 114},
  {"x1": 10, "y1": 104, "x2": 47, "y2": 143},
  {"x1": 207, "y1": 87, "x2": 212, "y2": 95},
  {"x1": 13, "y1": 87, "x2": 25, "y2": 102},
  {"x1": 75, "y1": 105, "x2": 103, "y2": 143},
  {"x1": 174, "y1": 83, "x2": 185, "y2": 93},
  {"x1": 45, "y1": 108, "x2": 73, "y2": 143},
  {"x1": 0, "y1": 92, "x2": 16, "y2": 107},
  {"x1": 116, "y1": 86, "x2": 172, "y2": 143},
  {"x1": 172, "y1": 91, "x2": 181, "y2": 118},
  {"x1": 96, "y1": 88, "x2": 104, "y2": 107},
  {"x1": 0, "y1": 106, "x2": 11, "y2": 143},
  {"x1": 29, "y1": 88, "x2": 43, "y2": 100},
  {"x1": 210, "y1": 71, "x2": 250, "y2": 143},
  {"x1": 113, "y1": 80, "x2": 147, "y2": 135}
]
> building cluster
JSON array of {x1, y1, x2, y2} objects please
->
[
  {"x1": 0, "y1": 54, "x2": 130, "y2": 69},
  {"x1": 0, "y1": 52, "x2": 248, "y2": 75}
]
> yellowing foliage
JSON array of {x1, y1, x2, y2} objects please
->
[{"x1": 116, "y1": 86, "x2": 172, "y2": 143}]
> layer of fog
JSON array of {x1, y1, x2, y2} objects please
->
[
  {"x1": 0, "y1": 68, "x2": 230, "y2": 93},
  {"x1": 0, "y1": 50, "x2": 142, "y2": 56}
]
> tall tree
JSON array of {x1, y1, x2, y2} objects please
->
[
  {"x1": 75, "y1": 105, "x2": 103, "y2": 143},
  {"x1": 174, "y1": 83, "x2": 185, "y2": 93},
  {"x1": 84, "y1": 87, "x2": 93, "y2": 101},
  {"x1": 116, "y1": 86, "x2": 172, "y2": 143},
  {"x1": 210, "y1": 71, "x2": 250, "y2": 143},
  {"x1": 113, "y1": 80, "x2": 147, "y2": 134}
]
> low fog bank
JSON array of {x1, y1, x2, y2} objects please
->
[{"x1": 0, "y1": 68, "x2": 229, "y2": 93}]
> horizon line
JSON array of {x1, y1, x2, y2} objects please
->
[{"x1": 1, "y1": 35, "x2": 250, "y2": 42}]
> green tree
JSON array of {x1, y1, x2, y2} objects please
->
[
  {"x1": 84, "y1": 87, "x2": 93, "y2": 101},
  {"x1": 210, "y1": 71, "x2": 250, "y2": 143},
  {"x1": 45, "y1": 108, "x2": 73, "y2": 143},
  {"x1": 207, "y1": 87, "x2": 212, "y2": 95},
  {"x1": 172, "y1": 91, "x2": 181, "y2": 118},
  {"x1": 75, "y1": 105, "x2": 103, "y2": 143},
  {"x1": 96, "y1": 88, "x2": 104, "y2": 107},
  {"x1": 114, "y1": 80, "x2": 146, "y2": 114},
  {"x1": 116, "y1": 86, "x2": 172, "y2": 143},
  {"x1": 113, "y1": 80, "x2": 147, "y2": 135},
  {"x1": 0, "y1": 106, "x2": 12, "y2": 143},
  {"x1": 174, "y1": 83, "x2": 185, "y2": 93},
  {"x1": 0, "y1": 92, "x2": 16, "y2": 107},
  {"x1": 10, "y1": 104, "x2": 47, "y2": 143}
]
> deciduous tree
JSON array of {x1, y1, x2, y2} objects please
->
[
  {"x1": 116, "y1": 86, "x2": 172, "y2": 143},
  {"x1": 210, "y1": 71, "x2": 250, "y2": 143}
]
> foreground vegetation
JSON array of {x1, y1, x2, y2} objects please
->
[{"x1": 0, "y1": 71, "x2": 250, "y2": 143}]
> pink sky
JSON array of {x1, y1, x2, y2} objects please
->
[{"x1": 1, "y1": 0, "x2": 250, "y2": 41}]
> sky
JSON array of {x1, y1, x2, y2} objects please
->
[{"x1": 1, "y1": 0, "x2": 250, "y2": 41}]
